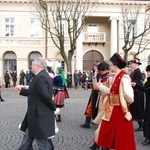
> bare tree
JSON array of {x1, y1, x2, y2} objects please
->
[
  {"x1": 32, "y1": 0, "x2": 97, "y2": 72},
  {"x1": 121, "y1": 3, "x2": 150, "y2": 60},
  {"x1": 134, "y1": 7, "x2": 150, "y2": 58}
]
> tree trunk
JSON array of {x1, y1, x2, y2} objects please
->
[{"x1": 124, "y1": 51, "x2": 128, "y2": 61}]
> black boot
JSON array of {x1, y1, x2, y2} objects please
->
[
  {"x1": 56, "y1": 114, "x2": 61, "y2": 122},
  {"x1": 80, "y1": 116, "x2": 91, "y2": 128},
  {"x1": 0, "y1": 95, "x2": 4, "y2": 102},
  {"x1": 101, "y1": 148, "x2": 109, "y2": 150},
  {"x1": 90, "y1": 142, "x2": 100, "y2": 149},
  {"x1": 135, "y1": 121, "x2": 143, "y2": 131}
]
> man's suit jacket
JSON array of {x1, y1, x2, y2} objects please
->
[{"x1": 20, "y1": 69, "x2": 56, "y2": 138}]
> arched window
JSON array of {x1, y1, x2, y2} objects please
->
[
  {"x1": 28, "y1": 52, "x2": 42, "y2": 71},
  {"x1": 3, "y1": 51, "x2": 16, "y2": 74}
]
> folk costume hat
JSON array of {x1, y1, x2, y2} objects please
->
[
  {"x1": 57, "y1": 67, "x2": 63, "y2": 72},
  {"x1": 129, "y1": 58, "x2": 141, "y2": 65},
  {"x1": 57, "y1": 67, "x2": 66, "y2": 85},
  {"x1": 110, "y1": 53, "x2": 126, "y2": 69},
  {"x1": 46, "y1": 59, "x2": 54, "y2": 67}
]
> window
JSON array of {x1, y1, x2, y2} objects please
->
[
  {"x1": 5, "y1": 18, "x2": 15, "y2": 37},
  {"x1": 88, "y1": 24, "x2": 98, "y2": 33},
  {"x1": 29, "y1": 18, "x2": 41, "y2": 37},
  {"x1": 62, "y1": 20, "x2": 68, "y2": 37},
  {"x1": 56, "y1": 19, "x2": 68, "y2": 37},
  {"x1": 127, "y1": 20, "x2": 137, "y2": 38},
  {"x1": 60, "y1": 61, "x2": 65, "y2": 70}
]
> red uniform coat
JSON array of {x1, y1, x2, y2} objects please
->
[{"x1": 97, "y1": 70, "x2": 136, "y2": 150}]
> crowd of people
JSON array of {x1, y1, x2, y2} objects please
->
[
  {"x1": 1, "y1": 53, "x2": 150, "y2": 149},
  {"x1": 3, "y1": 69, "x2": 34, "y2": 88},
  {"x1": 79, "y1": 54, "x2": 150, "y2": 150}
]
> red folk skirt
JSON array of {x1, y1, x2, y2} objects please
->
[{"x1": 97, "y1": 106, "x2": 136, "y2": 150}]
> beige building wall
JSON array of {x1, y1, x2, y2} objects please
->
[{"x1": 0, "y1": 0, "x2": 149, "y2": 85}]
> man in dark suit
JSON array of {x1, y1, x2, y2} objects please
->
[
  {"x1": 129, "y1": 58, "x2": 145, "y2": 131},
  {"x1": 15, "y1": 57, "x2": 56, "y2": 150}
]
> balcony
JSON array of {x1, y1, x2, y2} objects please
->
[{"x1": 83, "y1": 32, "x2": 106, "y2": 44}]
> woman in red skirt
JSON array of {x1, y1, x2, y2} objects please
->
[{"x1": 96, "y1": 53, "x2": 136, "y2": 150}]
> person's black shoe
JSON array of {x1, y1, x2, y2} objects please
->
[
  {"x1": 56, "y1": 118, "x2": 61, "y2": 122},
  {"x1": 90, "y1": 142, "x2": 100, "y2": 149},
  {"x1": 142, "y1": 138, "x2": 150, "y2": 145},
  {"x1": 80, "y1": 123, "x2": 90, "y2": 128},
  {"x1": 135, "y1": 127, "x2": 143, "y2": 131},
  {"x1": 101, "y1": 147, "x2": 109, "y2": 150},
  {"x1": 56, "y1": 115, "x2": 61, "y2": 122},
  {"x1": 1, "y1": 99, "x2": 5, "y2": 102}
]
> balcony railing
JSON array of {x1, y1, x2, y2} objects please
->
[{"x1": 83, "y1": 32, "x2": 106, "y2": 43}]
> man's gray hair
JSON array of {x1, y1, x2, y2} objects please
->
[{"x1": 34, "y1": 57, "x2": 47, "y2": 69}]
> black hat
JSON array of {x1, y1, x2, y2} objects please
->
[
  {"x1": 110, "y1": 53, "x2": 126, "y2": 69},
  {"x1": 97, "y1": 61, "x2": 109, "y2": 71},
  {"x1": 129, "y1": 58, "x2": 141, "y2": 65},
  {"x1": 146, "y1": 65, "x2": 150, "y2": 72}
]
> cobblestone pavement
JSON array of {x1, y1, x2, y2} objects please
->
[{"x1": 0, "y1": 87, "x2": 150, "y2": 150}]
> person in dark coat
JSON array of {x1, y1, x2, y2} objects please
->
[
  {"x1": 11, "y1": 70, "x2": 17, "y2": 87},
  {"x1": 19, "y1": 70, "x2": 26, "y2": 85},
  {"x1": 80, "y1": 61, "x2": 101, "y2": 128},
  {"x1": 73, "y1": 70, "x2": 79, "y2": 89},
  {"x1": 4, "y1": 70, "x2": 10, "y2": 88},
  {"x1": 129, "y1": 58, "x2": 145, "y2": 131},
  {"x1": 25, "y1": 70, "x2": 32, "y2": 85},
  {"x1": 14, "y1": 57, "x2": 56, "y2": 150},
  {"x1": 67, "y1": 72, "x2": 72, "y2": 88},
  {"x1": 78, "y1": 70, "x2": 82, "y2": 86},
  {"x1": 132, "y1": 65, "x2": 150, "y2": 145}
]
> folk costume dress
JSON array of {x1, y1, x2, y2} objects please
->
[
  {"x1": 92, "y1": 72, "x2": 114, "y2": 143},
  {"x1": 84, "y1": 72, "x2": 101, "y2": 120},
  {"x1": 97, "y1": 70, "x2": 136, "y2": 150},
  {"x1": 53, "y1": 74, "x2": 66, "y2": 108}
]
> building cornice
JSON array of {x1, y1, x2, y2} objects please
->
[
  {"x1": 0, "y1": 0, "x2": 149, "y2": 5},
  {"x1": 0, "y1": 0, "x2": 31, "y2": 4},
  {"x1": 99, "y1": 0, "x2": 150, "y2": 6}
]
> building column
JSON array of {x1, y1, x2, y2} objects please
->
[
  {"x1": 76, "y1": 31, "x2": 83, "y2": 72},
  {"x1": 109, "y1": 17, "x2": 118, "y2": 57}
]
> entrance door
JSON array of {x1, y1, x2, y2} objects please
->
[{"x1": 83, "y1": 50, "x2": 103, "y2": 70}]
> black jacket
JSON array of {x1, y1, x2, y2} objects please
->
[{"x1": 20, "y1": 69, "x2": 56, "y2": 138}]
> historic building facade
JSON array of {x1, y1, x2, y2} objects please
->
[{"x1": 0, "y1": 0, "x2": 150, "y2": 85}]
